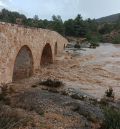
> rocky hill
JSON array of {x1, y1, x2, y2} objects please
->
[{"x1": 96, "y1": 13, "x2": 120, "y2": 23}]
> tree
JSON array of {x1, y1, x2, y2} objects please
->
[
  {"x1": 74, "y1": 14, "x2": 82, "y2": 24},
  {"x1": 50, "y1": 15, "x2": 65, "y2": 35},
  {"x1": 64, "y1": 19, "x2": 75, "y2": 36},
  {"x1": 74, "y1": 14, "x2": 89, "y2": 37},
  {"x1": 0, "y1": 8, "x2": 101, "y2": 39},
  {"x1": 52, "y1": 15, "x2": 62, "y2": 22},
  {"x1": 33, "y1": 15, "x2": 39, "y2": 21},
  {"x1": 99, "y1": 23, "x2": 113, "y2": 34},
  {"x1": 0, "y1": 8, "x2": 26, "y2": 24},
  {"x1": 32, "y1": 15, "x2": 39, "y2": 27}
]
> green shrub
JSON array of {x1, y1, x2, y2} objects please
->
[
  {"x1": 112, "y1": 35, "x2": 120, "y2": 44},
  {"x1": 39, "y1": 79, "x2": 63, "y2": 88},
  {"x1": 90, "y1": 41, "x2": 99, "y2": 48},
  {"x1": 0, "y1": 107, "x2": 33, "y2": 129},
  {"x1": 105, "y1": 87, "x2": 114, "y2": 98},
  {"x1": 74, "y1": 43, "x2": 81, "y2": 48},
  {"x1": 88, "y1": 35, "x2": 100, "y2": 48},
  {"x1": 101, "y1": 107, "x2": 120, "y2": 129}
]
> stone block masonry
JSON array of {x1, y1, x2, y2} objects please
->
[{"x1": 0, "y1": 22, "x2": 68, "y2": 83}]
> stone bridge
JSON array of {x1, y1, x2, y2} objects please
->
[{"x1": 0, "y1": 22, "x2": 68, "y2": 83}]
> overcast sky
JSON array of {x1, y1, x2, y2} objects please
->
[{"x1": 0, "y1": 0, "x2": 120, "y2": 20}]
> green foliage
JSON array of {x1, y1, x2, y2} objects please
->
[
  {"x1": 0, "y1": 10, "x2": 90, "y2": 37},
  {"x1": 101, "y1": 107, "x2": 120, "y2": 129},
  {"x1": 74, "y1": 43, "x2": 81, "y2": 48},
  {"x1": 0, "y1": 9, "x2": 99, "y2": 37},
  {"x1": 90, "y1": 41, "x2": 99, "y2": 48},
  {"x1": 1, "y1": 8, "x2": 120, "y2": 42},
  {"x1": 73, "y1": 14, "x2": 86, "y2": 37},
  {"x1": 0, "y1": 104, "x2": 33, "y2": 129},
  {"x1": 64, "y1": 19, "x2": 75, "y2": 36},
  {"x1": 64, "y1": 15, "x2": 99, "y2": 38},
  {"x1": 105, "y1": 87, "x2": 114, "y2": 98},
  {"x1": 39, "y1": 79, "x2": 63, "y2": 88},
  {"x1": 50, "y1": 15, "x2": 65, "y2": 35},
  {"x1": 33, "y1": 15, "x2": 39, "y2": 21},
  {"x1": 99, "y1": 23, "x2": 113, "y2": 34},
  {"x1": 86, "y1": 32, "x2": 100, "y2": 48},
  {"x1": 112, "y1": 34, "x2": 120, "y2": 44},
  {"x1": 0, "y1": 9, "x2": 26, "y2": 24}
]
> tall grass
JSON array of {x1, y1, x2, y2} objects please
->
[{"x1": 101, "y1": 107, "x2": 120, "y2": 129}]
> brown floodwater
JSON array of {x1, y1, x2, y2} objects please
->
[
  {"x1": 12, "y1": 43, "x2": 120, "y2": 100},
  {"x1": 44, "y1": 43, "x2": 120, "y2": 99},
  {"x1": 75, "y1": 43, "x2": 120, "y2": 99}
]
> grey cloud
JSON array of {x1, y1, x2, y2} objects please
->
[
  {"x1": 0, "y1": 0, "x2": 120, "y2": 20},
  {"x1": 0, "y1": 0, "x2": 11, "y2": 3},
  {"x1": 0, "y1": 0, "x2": 12, "y2": 8}
]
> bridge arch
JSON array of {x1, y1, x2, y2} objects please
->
[
  {"x1": 12, "y1": 45, "x2": 33, "y2": 81},
  {"x1": 54, "y1": 42, "x2": 57, "y2": 55},
  {"x1": 64, "y1": 44, "x2": 66, "y2": 49},
  {"x1": 40, "y1": 43, "x2": 53, "y2": 66}
]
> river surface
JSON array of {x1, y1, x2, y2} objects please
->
[
  {"x1": 9, "y1": 43, "x2": 120, "y2": 129},
  {"x1": 67, "y1": 43, "x2": 120, "y2": 99},
  {"x1": 13, "y1": 43, "x2": 120, "y2": 100}
]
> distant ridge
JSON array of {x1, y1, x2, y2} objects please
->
[{"x1": 96, "y1": 13, "x2": 120, "y2": 23}]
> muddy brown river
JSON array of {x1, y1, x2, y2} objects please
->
[
  {"x1": 45, "y1": 43, "x2": 120, "y2": 99},
  {"x1": 13, "y1": 43, "x2": 120, "y2": 100},
  {"x1": 7, "y1": 43, "x2": 120, "y2": 129},
  {"x1": 67, "y1": 43, "x2": 120, "y2": 98}
]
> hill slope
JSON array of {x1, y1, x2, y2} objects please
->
[{"x1": 96, "y1": 13, "x2": 120, "y2": 23}]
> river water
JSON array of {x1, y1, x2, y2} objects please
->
[
  {"x1": 51, "y1": 43, "x2": 120, "y2": 99},
  {"x1": 65, "y1": 43, "x2": 120, "y2": 99},
  {"x1": 13, "y1": 43, "x2": 120, "y2": 100}
]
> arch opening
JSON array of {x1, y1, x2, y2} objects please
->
[
  {"x1": 64, "y1": 44, "x2": 66, "y2": 49},
  {"x1": 55, "y1": 42, "x2": 57, "y2": 55},
  {"x1": 12, "y1": 45, "x2": 33, "y2": 81},
  {"x1": 40, "y1": 43, "x2": 53, "y2": 66}
]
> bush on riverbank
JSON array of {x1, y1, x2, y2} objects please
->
[
  {"x1": 39, "y1": 79, "x2": 63, "y2": 88},
  {"x1": 86, "y1": 32, "x2": 100, "y2": 48},
  {"x1": 90, "y1": 41, "x2": 99, "y2": 48},
  {"x1": 112, "y1": 34, "x2": 120, "y2": 44},
  {"x1": 0, "y1": 104, "x2": 34, "y2": 129},
  {"x1": 105, "y1": 87, "x2": 114, "y2": 98},
  {"x1": 101, "y1": 107, "x2": 120, "y2": 129},
  {"x1": 74, "y1": 43, "x2": 81, "y2": 48},
  {"x1": 89, "y1": 36, "x2": 100, "y2": 48}
]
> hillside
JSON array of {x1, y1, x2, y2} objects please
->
[{"x1": 96, "y1": 13, "x2": 120, "y2": 23}]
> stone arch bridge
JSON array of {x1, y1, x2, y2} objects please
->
[{"x1": 0, "y1": 22, "x2": 68, "y2": 83}]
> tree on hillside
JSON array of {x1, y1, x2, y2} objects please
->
[
  {"x1": 32, "y1": 15, "x2": 39, "y2": 27},
  {"x1": 0, "y1": 8, "x2": 101, "y2": 39},
  {"x1": 0, "y1": 8, "x2": 26, "y2": 24},
  {"x1": 74, "y1": 14, "x2": 85, "y2": 37},
  {"x1": 99, "y1": 23, "x2": 113, "y2": 34},
  {"x1": 33, "y1": 15, "x2": 39, "y2": 21},
  {"x1": 64, "y1": 19, "x2": 75, "y2": 36},
  {"x1": 49, "y1": 15, "x2": 65, "y2": 35}
]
